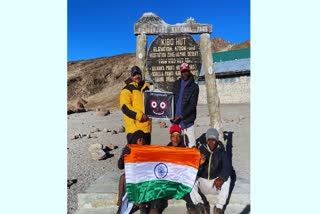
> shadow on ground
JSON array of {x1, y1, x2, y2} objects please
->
[
  {"x1": 239, "y1": 204, "x2": 250, "y2": 214},
  {"x1": 224, "y1": 131, "x2": 237, "y2": 212}
]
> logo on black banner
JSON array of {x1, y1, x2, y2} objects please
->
[{"x1": 144, "y1": 91, "x2": 173, "y2": 119}]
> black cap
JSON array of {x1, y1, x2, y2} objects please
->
[
  {"x1": 130, "y1": 130, "x2": 145, "y2": 144},
  {"x1": 130, "y1": 66, "x2": 142, "y2": 76}
]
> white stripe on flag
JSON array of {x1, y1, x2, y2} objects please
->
[{"x1": 125, "y1": 161, "x2": 197, "y2": 188}]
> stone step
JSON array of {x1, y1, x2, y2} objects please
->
[
  {"x1": 75, "y1": 203, "x2": 250, "y2": 214},
  {"x1": 77, "y1": 172, "x2": 250, "y2": 212},
  {"x1": 78, "y1": 192, "x2": 249, "y2": 209}
]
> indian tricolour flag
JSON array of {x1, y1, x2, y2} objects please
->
[{"x1": 124, "y1": 144, "x2": 200, "y2": 203}]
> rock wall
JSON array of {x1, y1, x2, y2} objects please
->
[{"x1": 198, "y1": 76, "x2": 250, "y2": 104}]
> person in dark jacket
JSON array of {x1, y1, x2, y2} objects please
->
[
  {"x1": 190, "y1": 128, "x2": 231, "y2": 214},
  {"x1": 149, "y1": 125, "x2": 196, "y2": 214},
  {"x1": 171, "y1": 62, "x2": 199, "y2": 148},
  {"x1": 117, "y1": 130, "x2": 147, "y2": 214}
]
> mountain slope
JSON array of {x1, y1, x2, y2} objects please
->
[{"x1": 67, "y1": 38, "x2": 250, "y2": 110}]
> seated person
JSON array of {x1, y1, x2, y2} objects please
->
[
  {"x1": 117, "y1": 130, "x2": 147, "y2": 214},
  {"x1": 149, "y1": 124, "x2": 196, "y2": 214},
  {"x1": 190, "y1": 128, "x2": 231, "y2": 214}
]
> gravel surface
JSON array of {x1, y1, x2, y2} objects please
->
[
  {"x1": 67, "y1": 104, "x2": 250, "y2": 214},
  {"x1": 67, "y1": 109, "x2": 127, "y2": 214}
]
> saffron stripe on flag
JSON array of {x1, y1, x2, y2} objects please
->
[{"x1": 125, "y1": 144, "x2": 200, "y2": 168}]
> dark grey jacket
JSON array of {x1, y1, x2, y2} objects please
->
[
  {"x1": 172, "y1": 75, "x2": 199, "y2": 126},
  {"x1": 197, "y1": 141, "x2": 231, "y2": 181}
]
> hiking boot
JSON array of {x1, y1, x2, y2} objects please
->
[
  {"x1": 213, "y1": 206, "x2": 223, "y2": 214},
  {"x1": 195, "y1": 203, "x2": 206, "y2": 214},
  {"x1": 186, "y1": 207, "x2": 197, "y2": 214}
]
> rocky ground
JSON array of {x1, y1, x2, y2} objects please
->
[{"x1": 67, "y1": 103, "x2": 250, "y2": 214}]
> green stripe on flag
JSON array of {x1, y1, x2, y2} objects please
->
[{"x1": 126, "y1": 180, "x2": 192, "y2": 203}]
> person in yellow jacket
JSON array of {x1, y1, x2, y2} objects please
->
[{"x1": 120, "y1": 65, "x2": 152, "y2": 144}]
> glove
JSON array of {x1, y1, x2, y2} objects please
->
[
  {"x1": 141, "y1": 114, "x2": 149, "y2": 122},
  {"x1": 213, "y1": 177, "x2": 224, "y2": 190},
  {"x1": 170, "y1": 116, "x2": 181, "y2": 124},
  {"x1": 121, "y1": 146, "x2": 131, "y2": 156}
]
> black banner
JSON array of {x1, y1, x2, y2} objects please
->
[{"x1": 143, "y1": 91, "x2": 174, "y2": 119}]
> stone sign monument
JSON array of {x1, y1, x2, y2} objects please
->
[
  {"x1": 134, "y1": 12, "x2": 224, "y2": 142},
  {"x1": 146, "y1": 34, "x2": 201, "y2": 91}
]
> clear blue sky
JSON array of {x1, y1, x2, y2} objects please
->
[{"x1": 68, "y1": 0, "x2": 250, "y2": 61}]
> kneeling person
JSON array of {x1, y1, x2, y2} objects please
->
[
  {"x1": 190, "y1": 128, "x2": 231, "y2": 214},
  {"x1": 117, "y1": 130, "x2": 147, "y2": 214},
  {"x1": 149, "y1": 125, "x2": 196, "y2": 214}
]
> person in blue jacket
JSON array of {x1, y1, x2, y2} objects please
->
[{"x1": 171, "y1": 62, "x2": 199, "y2": 148}]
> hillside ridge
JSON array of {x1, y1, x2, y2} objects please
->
[{"x1": 67, "y1": 38, "x2": 250, "y2": 110}]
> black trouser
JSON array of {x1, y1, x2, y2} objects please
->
[
  {"x1": 127, "y1": 132, "x2": 151, "y2": 145},
  {"x1": 148, "y1": 194, "x2": 194, "y2": 213},
  {"x1": 183, "y1": 193, "x2": 196, "y2": 209},
  {"x1": 149, "y1": 199, "x2": 168, "y2": 213}
]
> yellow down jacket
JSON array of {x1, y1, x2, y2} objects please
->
[{"x1": 119, "y1": 79, "x2": 152, "y2": 134}]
